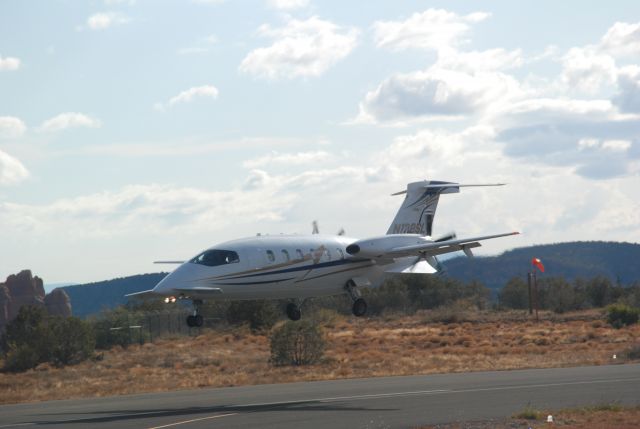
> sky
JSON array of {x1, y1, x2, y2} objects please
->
[{"x1": 1, "y1": 0, "x2": 639, "y2": 284}]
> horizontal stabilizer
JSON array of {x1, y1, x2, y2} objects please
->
[
  {"x1": 391, "y1": 183, "x2": 505, "y2": 196},
  {"x1": 153, "y1": 260, "x2": 185, "y2": 264}
]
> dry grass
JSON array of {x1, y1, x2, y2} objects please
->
[
  {"x1": 422, "y1": 404, "x2": 640, "y2": 428},
  {"x1": 1, "y1": 309, "x2": 639, "y2": 404}
]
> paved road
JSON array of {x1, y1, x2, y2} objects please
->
[{"x1": 1, "y1": 364, "x2": 639, "y2": 429}]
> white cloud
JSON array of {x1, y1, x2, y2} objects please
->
[
  {"x1": 40, "y1": 113, "x2": 101, "y2": 132},
  {"x1": 0, "y1": 54, "x2": 20, "y2": 71},
  {"x1": 495, "y1": 98, "x2": 640, "y2": 179},
  {"x1": 614, "y1": 66, "x2": 640, "y2": 113},
  {"x1": 0, "y1": 116, "x2": 27, "y2": 138},
  {"x1": 243, "y1": 150, "x2": 333, "y2": 168},
  {"x1": 0, "y1": 150, "x2": 29, "y2": 185},
  {"x1": 86, "y1": 12, "x2": 130, "y2": 30},
  {"x1": 0, "y1": 183, "x2": 295, "y2": 237},
  {"x1": 267, "y1": 0, "x2": 309, "y2": 10},
  {"x1": 436, "y1": 48, "x2": 523, "y2": 72},
  {"x1": 561, "y1": 46, "x2": 617, "y2": 93},
  {"x1": 154, "y1": 85, "x2": 219, "y2": 111},
  {"x1": 372, "y1": 9, "x2": 490, "y2": 53},
  {"x1": 600, "y1": 21, "x2": 640, "y2": 58},
  {"x1": 239, "y1": 16, "x2": 359, "y2": 80},
  {"x1": 356, "y1": 68, "x2": 523, "y2": 124}
]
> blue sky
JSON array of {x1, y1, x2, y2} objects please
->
[{"x1": 1, "y1": 0, "x2": 639, "y2": 284}]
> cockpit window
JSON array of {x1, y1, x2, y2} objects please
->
[{"x1": 190, "y1": 249, "x2": 239, "y2": 267}]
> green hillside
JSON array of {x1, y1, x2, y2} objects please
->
[
  {"x1": 442, "y1": 241, "x2": 640, "y2": 289},
  {"x1": 62, "y1": 273, "x2": 167, "y2": 318},
  {"x1": 62, "y1": 241, "x2": 639, "y2": 317}
]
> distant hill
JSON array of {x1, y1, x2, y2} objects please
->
[
  {"x1": 442, "y1": 241, "x2": 640, "y2": 290},
  {"x1": 62, "y1": 273, "x2": 167, "y2": 318},
  {"x1": 62, "y1": 241, "x2": 639, "y2": 317}
]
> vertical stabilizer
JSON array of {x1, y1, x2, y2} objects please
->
[
  {"x1": 386, "y1": 181, "x2": 505, "y2": 236},
  {"x1": 387, "y1": 180, "x2": 458, "y2": 236}
]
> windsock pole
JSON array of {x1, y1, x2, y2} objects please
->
[{"x1": 531, "y1": 258, "x2": 545, "y2": 322}]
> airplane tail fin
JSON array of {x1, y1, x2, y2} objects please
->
[{"x1": 386, "y1": 180, "x2": 504, "y2": 236}]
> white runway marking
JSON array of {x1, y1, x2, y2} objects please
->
[{"x1": 146, "y1": 413, "x2": 237, "y2": 429}]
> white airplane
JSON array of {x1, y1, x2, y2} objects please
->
[{"x1": 127, "y1": 180, "x2": 518, "y2": 327}]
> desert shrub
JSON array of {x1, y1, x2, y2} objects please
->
[
  {"x1": 363, "y1": 278, "x2": 411, "y2": 315},
  {"x1": 499, "y1": 277, "x2": 530, "y2": 309},
  {"x1": 3, "y1": 344, "x2": 41, "y2": 373},
  {"x1": 270, "y1": 320, "x2": 325, "y2": 366},
  {"x1": 93, "y1": 307, "x2": 136, "y2": 349},
  {"x1": 49, "y1": 317, "x2": 95, "y2": 366},
  {"x1": 587, "y1": 276, "x2": 615, "y2": 308},
  {"x1": 540, "y1": 277, "x2": 580, "y2": 313},
  {"x1": 226, "y1": 300, "x2": 279, "y2": 332},
  {"x1": 405, "y1": 275, "x2": 470, "y2": 309},
  {"x1": 620, "y1": 344, "x2": 640, "y2": 360},
  {"x1": 1, "y1": 306, "x2": 95, "y2": 372},
  {"x1": 514, "y1": 405, "x2": 541, "y2": 420},
  {"x1": 607, "y1": 304, "x2": 640, "y2": 328}
]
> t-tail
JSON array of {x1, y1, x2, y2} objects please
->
[{"x1": 387, "y1": 180, "x2": 505, "y2": 236}]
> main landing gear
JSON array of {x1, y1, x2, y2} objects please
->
[
  {"x1": 346, "y1": 280, "x2": 367, "y2": 317},
  {"x1": 186, "y1": 300, "x2": 204, "y2": 327},
  {"x1": 286, "y1": 302, "x2": 302, "y2": 321}
]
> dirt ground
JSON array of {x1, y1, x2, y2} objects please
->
[
  {"x1": 1, "y1": 309, "x2": 639, "y2": 404},
  {"x1": 422, "y1": 405, "x2": 640, "y2": 428}
]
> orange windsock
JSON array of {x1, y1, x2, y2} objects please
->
[{"x1": 532, "y1": 257, "x2": 545, "y2": 273}]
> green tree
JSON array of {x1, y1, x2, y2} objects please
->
[
  {"x1": 540, "y1": 277, "x2": 577, "y2": 313},
  {"x1": 362, "y1": 278, "x2": 411, "y2": 315},
  {"x1": 2, "y1": 306, "x2": 96, "y2": 372},
  {"x1": 270, "y1": 320, "x2": 325, "y2": 366},
  {"x1": 607, "y1": 304, "x2": 639, "y2": 328},
  {"x1": 49, "y1": 317, "x2": 95, "y2": 366},
  {"x1": 226, "y1": 300, "x2": 279, "y2": 332},
  {"x1": 499, "y1": 277, "x2": 529, "y2": 309}
]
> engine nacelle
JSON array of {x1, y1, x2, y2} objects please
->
[{"x1": 346, "y1": 234, "x2": 431, "y2": 258}]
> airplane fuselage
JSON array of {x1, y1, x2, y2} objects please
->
[{"x1": 153, "y1": 234, "x2": 401, "y2": 301}]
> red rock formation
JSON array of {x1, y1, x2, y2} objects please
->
[
  {"x1": 5, "y1": 270, "x2": 45, "y2": 320},
  {"x1": 44, "y1": 288, "x2": 72, "y2": 318},
  {"x1": 0, "y1": 270, "x2": 73, "y2": 332}
]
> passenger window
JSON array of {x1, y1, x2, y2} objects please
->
[
  {"x1": 324, "y1": 249, "x2": 331, "y2": 260},
  {"x1": 336, "y1": 248, "x2": 344, "y2": 259},
  {"x1": 281, "y1": 249, "x2": 290, "y2": 262},
  {"x1": 296, "y1": 249, "x2": 304, "y2": 260},
  {"x1": 266, "y1": 250, "x2": 275, "y2": 263}
]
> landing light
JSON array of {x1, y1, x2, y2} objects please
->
[{"x1": 164, "y1": 296, "x2": 177, "y2": 304}]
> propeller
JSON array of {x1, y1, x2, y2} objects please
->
[
  {"x1": 312, "y1": 220, "x2": 346, "y2": 236},
  {"x1": 435, "y1": 231, "x2": 457, "y2": 242}
]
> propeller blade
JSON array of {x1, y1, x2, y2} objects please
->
[
  {"x1": 435, "y1": 231, "x2": 457, "y2": 242},
  {"x1": 337, "y1": 227, "x2": 345, "y2": 236},
  {"x1": 312, "y1": 220, "x2": 319, "y2": 234}
]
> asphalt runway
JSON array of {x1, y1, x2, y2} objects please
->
[{"x1": 1, "y1": 364, "x2": 638, "y2": 429}]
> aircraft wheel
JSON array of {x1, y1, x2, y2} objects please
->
[
  {"x1": 186, "y1": 315, "x2": 196, "y2": 327},
  {"x1": 194, "y1": 314, "x2": 204, "y2": 327},
  {"x1": 352, "y1": 298, "x2": 367, "y2": 317},
  {"x1": 286, "y1": 303, "x2": 301, "y2": 321}
]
